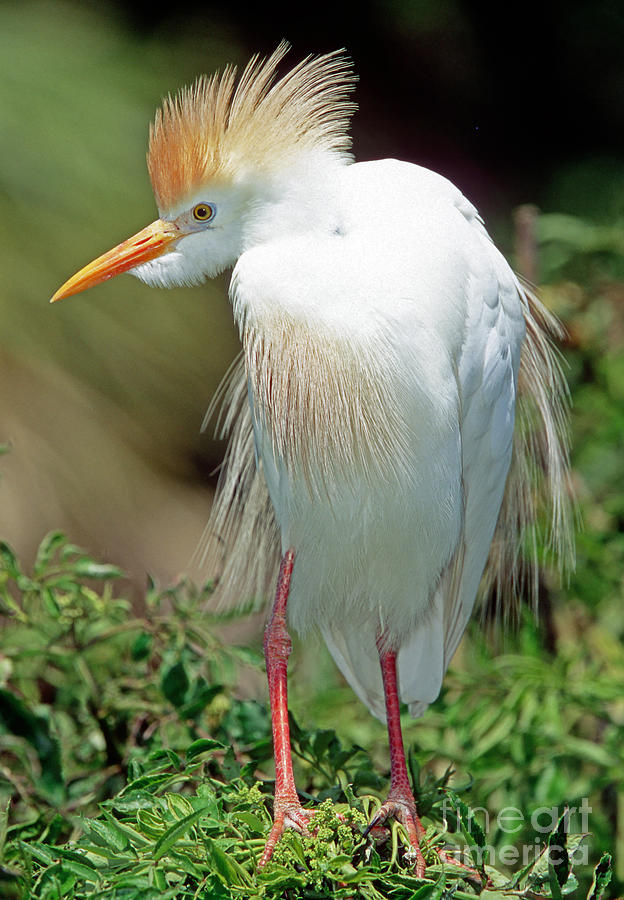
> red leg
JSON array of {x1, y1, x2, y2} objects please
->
[
  {"x1": 258, "y1": 549, "x2": 314, "y2": 867},
  {"x1": 367, "y1": 641, "x2": 484, "y2": 882},
  {"x1": 367, "y1": 639, "x2": 427, "y2": 877}
]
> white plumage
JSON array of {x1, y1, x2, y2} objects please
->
[
  {"x1": 231, "y1": 157, "x2": 517, "y2": 716},
  {"x1": 200, "y1": 155, "x2": 570, "y2": 722},
  {"x1": 51, "y1": 44, "x2": 573, "y2": 868}
]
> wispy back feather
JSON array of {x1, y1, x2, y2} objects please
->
[{"x1": 195, "y1": 354, "x2": 280, "y2": 606}]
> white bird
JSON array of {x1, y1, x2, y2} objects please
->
[{"x1": 51, "y1": 43, "x2": 573, "y2": 874}]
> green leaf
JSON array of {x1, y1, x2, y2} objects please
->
[
  {"x1": 0, "y1": 543, "x2": 20, "y2": 578},
  {"x1": 186, "y1": 738, "x2": 226, "y2": 761},
  {"x1": 548, "y1": 809, "x2": 570, "y2": 897},
  {"x1": 204, "y1": 835, "x2": 251, "y2": 887},
  {"x1": 152, "y1": 806, "x2": 210, "y2": 860},
  {"x1": 446, "y1": 793, "x2": 488, "y2": 870},
  {"x1": 160, "y1": 661, "x2": 189, "y2": 707},
  {"x1": 410, "y1": 871, "x2": 446, "y2": 900},
  {"x1": 100, "y1": 811, "x2": 151, "y2": 847},
  {"x1": 0, "y1": 689, "x2": 64, "y2": 802},
  {"x1": 235, "y1": 811, "x2": 265, "y2": 834},
  {"x1": 130, "y1": 631, "x2": 152, "y2": 661},
  {"x1": 195, "y1": 873, "x2": 235, "y2": 899},
  {"x1": 72, "y1": 559, "x2": 124, "y2": 579},
  {"x1": 165, "y1": 792, "x2": 194, "y2": 819},
  {"x1": 222, "y1": 745, "x2": 241, "y2": 780},
  {"x1": 311, "y1": 728, "x2": 337, "y2": 760},
  {"x1": 0, "y1": 798, "x2": 9, "y2": 860},
  {"x1": 117, "y1": 777, "x2": 173, "y2": 799},
  {"x1": 81, "y1": 816, "x2": 130, "y2": 852},
  {"x1": 37, "y1": 861, "x2": 76, "y2": 895},
  {"x1": 41, "y1": 587, "x2": 61, "y2": 618},
  {"x1": 164, "y1": 749, "x2": 181, "y2": 769},
  {"x1": 57, "y1": 848, "x2": 98, "y2": 880},
  {"x1": 20, "y1": 842, "x2": 57, "y2": 866},
  {"x1": 179, "y1": 680, "x2": 224, "y2": 718},
  {"x1": 587, "y1": 853, "x2": 612, "y2": 900},
  {"x1": 33, "y1": 532, "x2": 66, "y2": 576}
]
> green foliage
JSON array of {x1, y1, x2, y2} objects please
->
[
  {"x1": 1, "y1": 742, "x2": 603, "y2": 899},
  {"x1": 410, "y1": 614, "x2": 624, "y2": 856},
  {"x1": 538, "y1": 213, "x2": 624, "y2": 284},
  {"x1": 0, "y1": 534, "x2": 261, "y2": 822},
  {"x1": 0, "y1": 535, "x2": 618, "y2": 898}
]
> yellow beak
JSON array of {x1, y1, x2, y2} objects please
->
[{"x1": 50, "y1": 218, "x2": 180, "y2": 302}]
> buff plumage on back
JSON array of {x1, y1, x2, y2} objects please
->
[{"x1": 147, "y1": 42, "x2": 357, "y2": 211}]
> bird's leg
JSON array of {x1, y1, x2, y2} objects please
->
[
  {"x1": 367, "y1": 645, "x2": 483, "y2": 882},
  {"x1": 366, "y1": 637, "x2": 427, "y2": 877},
  {"x1": 258, "y1": 549, "x2": 315, "y2": 868}
]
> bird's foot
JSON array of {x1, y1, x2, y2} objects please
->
[
  {"x1": 365, "y1": 796, "x2": 427, "y2": 877},
  {"x1": 366, "y1": 800, "x2": 485, "y2": 884},
  {"x1": 258, "y1": 803, "x2": 317, "y2": 868}
]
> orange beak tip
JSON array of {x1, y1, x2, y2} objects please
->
[{"x1": 49, "y1": 219, "x2": 179, "y2": 304}]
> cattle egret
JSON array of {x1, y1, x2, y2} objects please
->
[{"x1": 51, "y1": 44, "x2": 573, "y2": 873}]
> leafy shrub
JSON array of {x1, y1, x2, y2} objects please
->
[{"x1": 0, "y1": 536, "x2": 617, "y2": 898}]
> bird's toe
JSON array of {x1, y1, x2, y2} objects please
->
[
  {"x1": 258, "y1": 804, "x2": 316, "y2": 868},
  {"x1": 365, "y1": 797, "x2": 427, "y2": 876}
]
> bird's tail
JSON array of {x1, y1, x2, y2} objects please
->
[{"x1": 480, "y1": 279, "x2": 576, "y2": 620}]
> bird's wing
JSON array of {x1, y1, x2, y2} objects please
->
[
  {"x1": 399, "y1": 236, "x2": 526, "y2": 717},
  {"x1": 319, "y1": 263, "x2": 572, "y2": 724},
  {"x1": 319, "y1": 227, "x2": 526, "y2": 723}
]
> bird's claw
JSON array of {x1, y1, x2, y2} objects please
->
[
  {"x1": 283, "y1": 806, "x2": 315, "y2": 833},
  {"x1": 258, "y1": 805, "x2": 316, "y2": 868},
  {"x1": 363, "y1": 812, "x2": 382, "y2": 838},
  {"x1": 365, "y1": 797, "x2": 427, "y2": 877},
  {"x1": 365, "y1": 804, "x2": 486, "y2": 884}
]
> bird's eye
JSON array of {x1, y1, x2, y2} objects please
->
[{"x1": 192, "y1": 203, "x2": 216, "y2": 222}]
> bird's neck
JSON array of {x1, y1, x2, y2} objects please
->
[{"x1": 240, "y1": 151, "x2": 349, "y2": 250}]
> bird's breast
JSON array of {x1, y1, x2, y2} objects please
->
[
  {"x1": 240, "y1": 309, "x2": 464, "y2": 636},
  {"x1": 230, "y1": 226, "x2": 467, "y2": 635},
  {"x1": 230, "y1": 223, "x2": 466, "y2": 514},
  {"x1": 241, "y1": 312, "x2": 413, "y2": 494}
]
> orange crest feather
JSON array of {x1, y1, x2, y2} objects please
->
[{"x1": 147, "y1": 42, "x2": 357, "y2": 211}]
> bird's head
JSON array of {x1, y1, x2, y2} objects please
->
[{"x1": 51, "y1": 43, "x2": 356, "y2": 302}]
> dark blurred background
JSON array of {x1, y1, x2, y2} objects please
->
[{"x1": 1, "y1": 0, "x2": 623, "y2": 584}]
